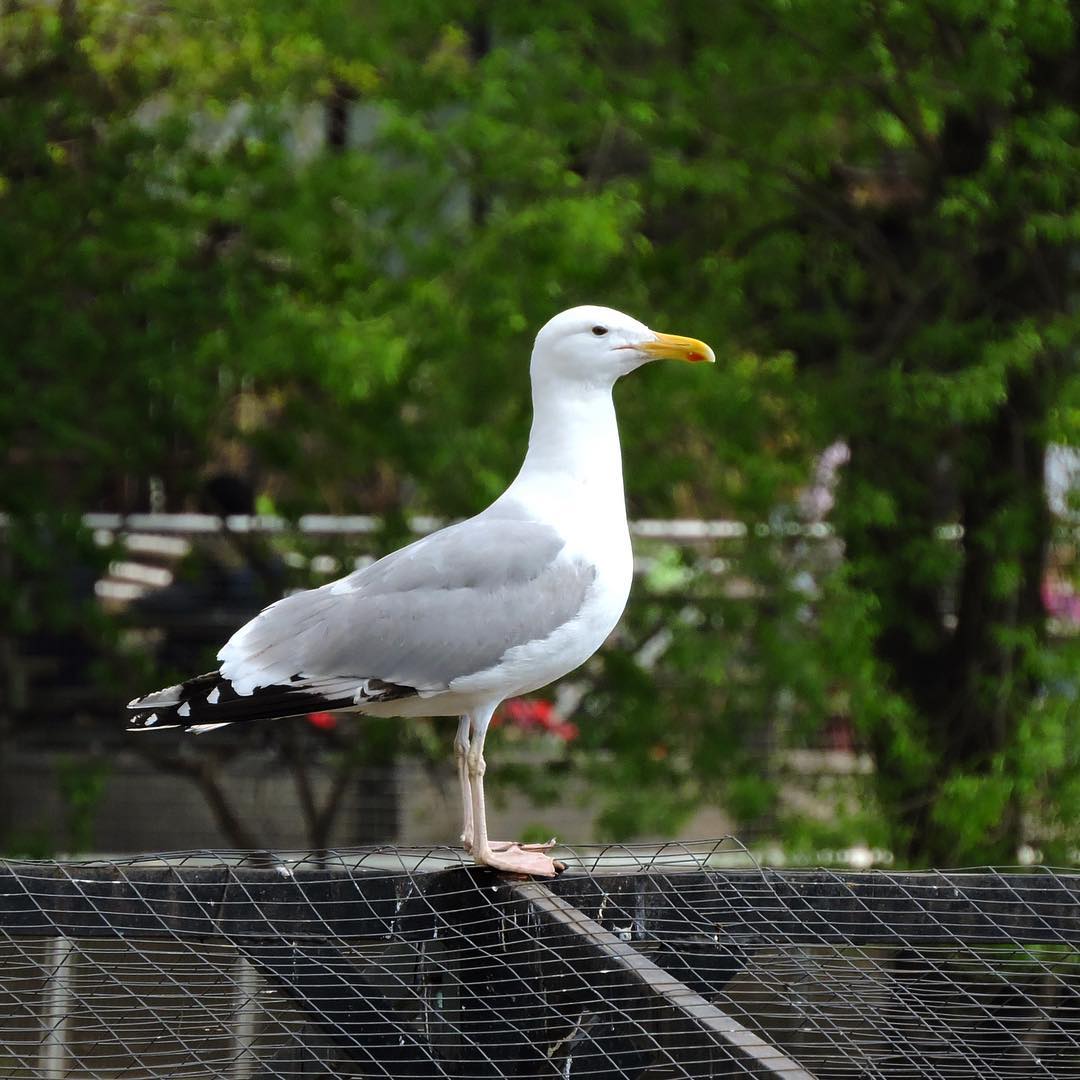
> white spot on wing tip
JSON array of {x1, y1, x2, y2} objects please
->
[
  {"x1": 178, "y1": 702, "x2": 191, "y2": 718},
  {"x1": 144, "y1": 713, "x2": 158, "y2": 726},
  {"x1": 207, "y1": 687, "x2": 221, "y2": 704}
]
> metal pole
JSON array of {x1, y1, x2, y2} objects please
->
[
  {"x1": 38, "y1": 936, "x2": 74, "y2": 1080},
  {"x1": 232, "y1": 954, "x2": 259, "y2": 1080}
]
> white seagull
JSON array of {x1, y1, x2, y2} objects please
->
[{"x1": 127, "y1": 306, "x2": 714, "y2": 875}]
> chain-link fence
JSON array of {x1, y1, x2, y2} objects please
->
[{"x1": 0, "y1": 839, "x2": 1076, "y2": 1078}]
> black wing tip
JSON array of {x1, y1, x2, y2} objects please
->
[{"x1": 123, "y1": 671, "x2": 411, "y2": 733}]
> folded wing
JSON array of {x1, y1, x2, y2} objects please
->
[{"x1": 127, "y1": 507, "x2": 595, "y2": 732}]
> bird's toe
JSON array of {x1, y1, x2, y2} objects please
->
[
  {"x1": 473, "y1": 843, "x2": 563, "y2": 877},
  {"x1": 486, "y1": 838, "x2": 558, "y2": 852}
]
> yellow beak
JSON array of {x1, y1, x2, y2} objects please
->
[{"x1": 634, "y1": 331, "x2": 716, "y2": 364}]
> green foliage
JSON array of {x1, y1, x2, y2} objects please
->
[
  {"x1": 3, "y1": 1, "x2": 1077, "y2": 865},
  {"x1": 55, "y1": 756, "x2": 110, "y2": 855}
]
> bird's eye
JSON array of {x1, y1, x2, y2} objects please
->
[{"x1": 591, "y1": 326, "x2": 608, "y2": 336}]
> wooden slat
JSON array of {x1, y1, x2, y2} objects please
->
[{"x1": 516, "y1": 880, "x2": 816, "y2": 1079}]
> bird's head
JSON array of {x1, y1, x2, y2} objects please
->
[{"x1": 531, "y1": 305, "x2": 715, "y2": 387}]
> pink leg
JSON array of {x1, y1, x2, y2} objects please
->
[
  {"x1": 454, "y1": 715, "x2": 474, "y2": 852},
  {"x1": 466, "y1": 705, "x2": 563, "y2": 877}
]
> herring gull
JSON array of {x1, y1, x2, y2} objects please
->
[{"x1": 127, "y1": 305, "x2": 714, "y2": 875}]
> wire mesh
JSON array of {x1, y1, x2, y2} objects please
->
[{"x1": 0, "y1": 839, "x2": 1075, "y2": 1078}]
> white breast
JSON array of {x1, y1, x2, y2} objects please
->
[
  {"x1": 450, "y1": 488, "x2": 633, "y2": 702},
  {"x1": 447, "y1": 370, "x2": 634, "y2": 704}
]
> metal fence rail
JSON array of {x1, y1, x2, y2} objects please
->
[{"x1": 0, "y1": 841, "x2": 1076, "y2": 1078}]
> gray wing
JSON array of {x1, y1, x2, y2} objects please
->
[{"x1": 217, "y1": 507, "x2": 596, "y2": 699}]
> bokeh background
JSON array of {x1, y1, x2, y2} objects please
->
[{"x1": 2, "y1": 0, "x2": 1077, "y2": 867}]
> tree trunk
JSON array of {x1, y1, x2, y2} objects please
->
[{"x1": 841, "y1": 364, "x2": 1051, "y2": 865}]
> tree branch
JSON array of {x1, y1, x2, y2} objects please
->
[
  {"x1": 313, "y1": 756, "x2": 358, "y2": 850},
  {"x1": 138, "y1": 748, "x2": 263, "y2": 851}
]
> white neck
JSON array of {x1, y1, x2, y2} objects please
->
[{"x1": 501, "y1": 372, "x2": 627, "y2": 526}]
